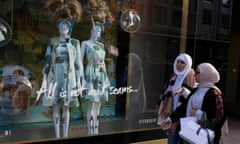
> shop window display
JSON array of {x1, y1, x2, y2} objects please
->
[{"x1": 0, "y1": 0, "x2": 165, "y2": 143}]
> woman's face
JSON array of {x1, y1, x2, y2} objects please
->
[
  {"x1": 195, "y1": 68, "x2": 200, "y2": 83},
  {"x1": 175, "y1": 59, "x2": 186, "y2": 72}
]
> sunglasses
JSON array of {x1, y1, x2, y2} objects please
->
[
  {"x1": 195, "y1": 70, "x2": 200, "y2": 75},
  {"x1": 177, "y1": 60, "x2": 185, "y2": 64}
]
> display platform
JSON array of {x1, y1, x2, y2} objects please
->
[{"x1": 9, "y1": 127, "x2": 166, "y2": 144}]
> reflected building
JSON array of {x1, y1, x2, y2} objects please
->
[{"x1": 129, "y1": 0, "x2": 234, "y2": 116}]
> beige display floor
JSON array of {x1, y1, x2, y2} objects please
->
[{"x1": 132, "y1": 139, "x2": 167, "y2": 144}]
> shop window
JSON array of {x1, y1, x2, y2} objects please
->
[
  {"x1": 202, "y1": 9, "x2": 212, "y2": 25},
  {"x1": 154, "y1": 6, "x2": 167, "y2": 25},
  {"x1": 173, "y1": 0, "x2": 182, "y2": 7},
  {"x1": 222, "y1": 14, "x2": 230, "y2": 28},
  {"x1": 204, "y1": 0, "x2": 213, "y2": 4},
  {"x1": 222, "y1": 0, "x2": 230, "y2": 7},
  {"x1": 156, "y1": 0, "x2": 168, "y2": 4},
  {"x1": 172, "y1": 9, "x2": 182, "y2": 28}
]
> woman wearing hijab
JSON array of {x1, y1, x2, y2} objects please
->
[
  {"x1": 158, "y1": 53, "x2": 193, "y2": 144},
  {"x1": 162, "y1": 63, "x2": 226, "y2": 144}
]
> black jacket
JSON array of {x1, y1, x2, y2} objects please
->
[{"x1": 170, "y1": 87, "x2": 226, "y2": 144}]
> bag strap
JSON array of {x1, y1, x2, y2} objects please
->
[
  {"x1": 197, "y1": 112, "x2": 212, "y2": 144},
  {"x1": 159, "y1": 74, "x2": 176, "y2": 101},
  {"x1": 196, "y1": 127, "x2": 211, "y2": 144}
]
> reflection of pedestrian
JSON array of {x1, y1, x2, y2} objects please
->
[{"x1": 127, "y1": 53, "x2": 147, "y2": 128}]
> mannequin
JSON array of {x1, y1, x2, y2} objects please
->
[
  {"x1": 81, "y1": 21, "x2": 110, "y2": 135},
  {"x1": 37, "y1": 0, "x2": 83, "y2": 138},
  {"x1": 37, "y1": 19, "x2": 83, "y2": 138}
]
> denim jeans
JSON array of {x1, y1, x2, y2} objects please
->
[{"x1": 167, "y1": 125, "x2": 183, "y2": 144}]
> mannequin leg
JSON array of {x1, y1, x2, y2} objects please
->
[
  {"x1": 87, "y1": 102, "x2": 94, "y2": 135},
  {"x1": 93, "y1": 102, "x2": 101, "y2": 135},
  {"x1": 53, "y1": 104, "x2": 60, "y2": 138},
  {"x1": 62, "y1": 105, "x2": 70, "y2": 138}
]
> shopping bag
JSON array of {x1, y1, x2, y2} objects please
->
[
  {"x1": 180, "y1": 116, "x2": 197, "y2": 130},
  {"x1": 179, "y1": 120, "x2": 214, "y2": 144}
]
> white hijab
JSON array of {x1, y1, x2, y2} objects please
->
[
  {"x1": 197, "y1": 63, "x2": 220, "y2": 89},
  {"x1": 186, "y1": 63, "x2": 220, "y2": 118},
  {"x1": 172, "y1": 53, "x2": 192, "y2": 92}
]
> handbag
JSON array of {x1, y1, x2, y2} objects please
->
[
  {"x1": 157, "y1": 75, "x2": 175, "y2": 129},
  {"x1": 179, "y1": 113, "x2": 215, "y2": 144},
  {"x1": 157, "y1": 93, "x2": 172, "y2": 129}
]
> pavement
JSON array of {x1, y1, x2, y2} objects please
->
[
  {"x1": 1, "y1": 115, "x2": 239, "y2": 144},
  {"x1": 133, "y1": 115, "x2": 240, "y2": 144},
  {"x1": 222, "y1": 116, "x2": 240, "y2": 144}
]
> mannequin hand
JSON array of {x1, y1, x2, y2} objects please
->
[
  {"x1": 88, "y1": 89, "x2": 97, "y2": 96},
  {"x1": 103, "y1": 84, "x2": 110, "y2": 91},
  {"x1": 77, "y1": 81, "x2": 88, "y2": 97},
  {"x1": 71, "y1": 88, "x2": 79, "y2": 97}
]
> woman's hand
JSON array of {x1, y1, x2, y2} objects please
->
[
  {"x1": 190, "y1": 109, "x2": 197, "y2": 116},
  {"x1": 161, "y1": 119, "x2": 170, "y2": 127},
  {"x1": 173, "y1": 87, "x2": 184, "y2": 95},
  {"x1": 167, "y1": 122, "x2": 179, "y2": 135},
  {"x1": 161, "y1": 118, "x2": 172, "y2": 130}
]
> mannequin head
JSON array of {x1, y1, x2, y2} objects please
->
[
  {"x1": 44, "y1": 0, "x2": 82, "y2": 39},
  {"x1": 56, "y1": 19, "x2": 71, "y2": 38},
  {"x1": 90, "y1": 23, "x2": 103, "y2": 40}
]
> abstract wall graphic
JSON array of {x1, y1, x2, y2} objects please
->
[
  {"x1": 0, "y1": 19, "x2": 12, "y2": 47},
  {"x1": 120, "y1": 9, "x2": 141, "y2": 33},
  {"x1": 0, "y1": 65, "x2": 37, "y2": 115}
]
